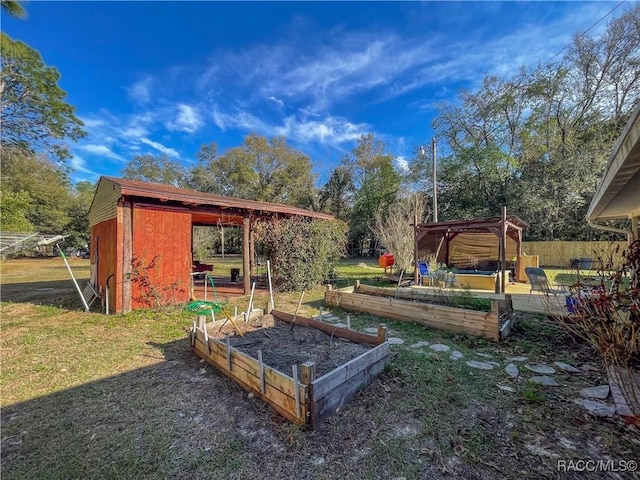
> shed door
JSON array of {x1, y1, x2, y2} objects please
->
[{"x1": 131, "y1": 204, "x2": 192, "y2": 308}]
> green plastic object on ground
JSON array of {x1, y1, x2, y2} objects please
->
[{"x1": 184, "y1": 274, "x2": 228, "y2": 315}]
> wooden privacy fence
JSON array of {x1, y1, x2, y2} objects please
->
[
  {"x1": 191, "y1": 312, "x2": 391, "y2": 427},
  {"x1": 522, "y1": 241, "x2": 627, "y2": 267}
]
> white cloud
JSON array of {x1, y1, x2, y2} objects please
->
[
  {"x1": 140, "y1": 137, "x2": 180, "y2": 158},
  {"x1": 70, "y1": 155, "x2": 98, "y2": 175},
  {"x1": 210, "y1": 104, "x2": 368, "y2": 146},
  {"x1": 122, "y1": 126, "x2": 149, "y2": 138},
  {"x1": 276, "y1": 116, "x2": 367, "y2": 144},
  {"x1": 166, "y1": 104, "x2": 203, "y2": 133},
  {"x1": 78, "y1": 144, "x2": 124, "y2": 161},
  {"x1": 80, "y1": 118, "x2": 107, "y2": 128},
  {"x1": 268, "y1": 96, "x2": 284, "y2": 107},
  {"x1": 395, "y1": 156, "x2": 409, "y2": 172},
  {"x1": 126, "y1": 77, "x2": 153, "y2": 105}
]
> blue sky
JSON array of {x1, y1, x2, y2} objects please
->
[{"x1": 2, "y1": 1, "x2": 630, "y2": 186}]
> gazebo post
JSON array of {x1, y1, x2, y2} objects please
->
[
  {"x1": 500, "y1": 206, "x2": 507, "y2": 294},
  {"x1": 243, "y1": 214, "x2": 251, "y2": 295},
  {"x1": 413, "y1": 214, "x2": 419, "y2": 285},
  {"x1": 249, "y1": 227, "x2": 255, "y2": 279}
]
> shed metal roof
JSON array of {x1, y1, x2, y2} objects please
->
[{"x1": 97, "y1": 176, "x2": 334, "y2": 221}]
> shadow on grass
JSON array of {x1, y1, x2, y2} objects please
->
[
  {"x1": 1, "y1": 280, "x2": 88, "y2": 309},
  {"x1": 0, "y1": 337, "x2": 263, "y2": 479}
]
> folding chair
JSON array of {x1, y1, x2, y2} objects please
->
[
  {"x1": 524, "y1": 267, "x2": 566, "y2": 307},
  {"x1": 417, "y1": 261, "x2": 431, "y2": 286}
]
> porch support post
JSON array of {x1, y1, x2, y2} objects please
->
[
  {"x1": 516, "y1": 227, "x2": 523, "y2": 282},
  {"x1": 413, "y1": 214, "x2": 419, "y2": 285},
  {"x1": 122, "y1": 200, "x2": 133, "y2": 313},
  {"x1": 249, "y1": 226, "x2": 255, "y2": 278},
  {"x1": 499, "y1": 205, "x2": 507, "y2": 294},
  {"x1": 243, "y1": 214, "x2": 251, "y2": 294}
]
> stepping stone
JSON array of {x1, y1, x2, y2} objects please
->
[
  {"x1": 580, "y1": 364, "x2": 599, "y2": 372},
  {"x1": 525, "y1": 364, "x2": 556, "y2": 375},
  {"x1": 573, "y1": 399, "x2": 615, "y2": 417},
  {"x1": 429, "y1": 344, "x2": 451, "y2": 352},
  {"x1": 506, "y1": 356, "x2": 528, "y2": 362},
  {"x1": 506, "y1": 357, "x2": 528, "y2": 362},
  {"x1": 529, "y1": 376, "x2": 559, "y2": 386},
  {"x1": 580, "y1": 385, "x2": 610, "y2": 400},
  {"x1": 364, "y1": 328, "x2": 379, "y2": 334},
  {"x1": 466, "y1": 360, "x2": 494, "y2": 370},
  {"x1": 387, "y1": 337, "x2": 405, "y2": 345},
  {"x1": 505, "y1": 363, "x2": 519, "y2": 378},
  {"x1": 450, "y1": 350, "x2": 464, "y2": 361},
  {"x1": 498, "y1": 385, "x2": 515, "y2": 392},
  {"x1": 554, "y1": 361, "x2": 580, "y2": 373},
  {"x1": 409, "y1": 341, "x2": 431, "y2": 349},
  {"x1": 332, "y1": 322, "x2": 347, "y2": 328},
  {"x1": 476, "y1": 353, "x2": 493, "y2": 359},
  {"x1": 488, "y1": 361, "x2": 501, "y2": 367},
  {"x1": 323, "y1": 317, "x2": 339, "y2": 323}
]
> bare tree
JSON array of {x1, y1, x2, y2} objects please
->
[{"x1": 373, "y1": 194, "x2": 425, "y2": 273}]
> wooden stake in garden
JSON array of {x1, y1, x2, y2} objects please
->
[
  {"x1": 247, "y1": 282, "x2": 256, "y2": 317},
  {"x1": 266, "y1": 260, "x2": 275, "y2": 311},
  {"x1": 290, "y1": 290, "x2": 306, "y2": 332}
]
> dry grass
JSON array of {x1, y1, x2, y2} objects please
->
[{"x1": 1, "y1": 257, "x2": 639, "y2": 479}]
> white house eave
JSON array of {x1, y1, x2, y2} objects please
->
[{"x1": 587, "y1": 103, "x2": 640, "y2": 222}]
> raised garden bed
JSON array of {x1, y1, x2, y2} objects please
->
[
  {"x1": 325, "y1": 284, "x2": 515, "y2": 341},
  {"x1": 191, "y1": 310, "x2": 390, "y2": 427}
]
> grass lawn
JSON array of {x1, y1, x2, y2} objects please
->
[{"x1": 1, "y1": 256, "x2": 638, "y2": 479}]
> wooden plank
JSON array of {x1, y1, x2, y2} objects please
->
[
  {"x1": 329, "y1": 289, "x2": 497, "y2": 327},
  {"x1": 311, "y1": 342, "x2": 390, "y2": 400},
  {"x1": 258, "y1": 350, "x2": 265, "y2": 394},
  {"x1": 194, "y1": 330, "x2": 303, "y2": 399},
  {"x1": 334, "y1": 285, "x2": 355, "y2": 293},
  {"x1": 310, "y1": 353, "x2": 390, "y2": 427},
  {"x1": 193, "y1": 338, "x2": 307, "y2": 423},
  {"x1": 272, "y1": 310, "x2": 380, "y2": 345},
  {"x1": 292, "y1": 365, "x2": 301, "y2": 420},
  {"x1": 328, "y1": 290, "x2": 497, "y2": 329},
  {"x1": 359, "y1": 284, "x2": 444, "y2": 301},
  {"x1": 326, "y1": 290, "x2": 499, "y2": 340},
  {"x1": 194, "y1": 343, "x2": 306, "y2": 424},
  {"x1": 300, "y1": 362, "x2": 316, "y2": 386}
]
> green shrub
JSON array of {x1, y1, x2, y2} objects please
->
[{"x1": 254, "y1": 217, "x2": 348, "y2": 292}]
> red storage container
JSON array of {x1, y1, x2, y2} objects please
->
[{"x1": 378, "y1": 253, "x2": 395, "y2": 269}]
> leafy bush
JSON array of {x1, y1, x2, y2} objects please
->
[{"x1": 254, "y1": 217, "x2": 348, "y2": 292}]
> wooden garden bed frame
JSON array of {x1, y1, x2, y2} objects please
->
[
  {"x1": 325, "y1": 284, "x2": 515, "y2": 341},
  {"x1": 191, "y1": 311, "x2": 390, "y2": 427}
]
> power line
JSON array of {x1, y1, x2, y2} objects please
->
[
  {"x1": 537, "y1": 0, "x2": 627, "y2": 73},
  {"x1": 444, "y1": 0, "x2": 631, "y2": 136}
]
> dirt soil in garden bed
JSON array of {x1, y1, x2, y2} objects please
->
[{"x1": 204, "y1": 314, "x2": 372, "y2": 377}]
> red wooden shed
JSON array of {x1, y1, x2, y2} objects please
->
[{"x1": 88, "y1": 176, "x2": 333, "y2": 313}]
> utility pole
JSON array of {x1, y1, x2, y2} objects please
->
[{"x1": 432, "y1": 137, "x2": 438, "y2": 223}]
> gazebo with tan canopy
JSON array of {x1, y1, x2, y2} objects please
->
[{"x1": 413, "y1": 207, "x2": 529, "y2": 293}]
